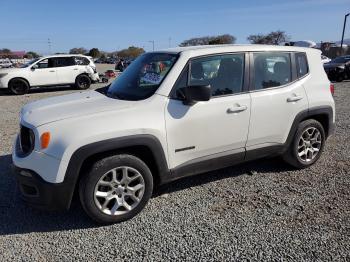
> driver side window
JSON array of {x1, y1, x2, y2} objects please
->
[
  {"x1": 37, "y1": 59, "x2": 48, "y2": 69},
  {"x1": 172, "y1": 53, "x2": 245, "y2": 99}
]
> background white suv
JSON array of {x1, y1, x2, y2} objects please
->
[
  {"x1": 12, "y1": 45, "x2": 335, "y2": 224},
  {"x1": 0, "y1": 58, "x2": 13, "y2": 68},
  {"x1": 0, "y1": 54, "x2": 98, "y2": 94}
]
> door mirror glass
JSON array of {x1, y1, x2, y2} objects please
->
[{"x1": 178, "y1": 85, "x2": 211, "y2": 105}]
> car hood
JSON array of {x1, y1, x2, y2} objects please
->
[
  {"x1": 21, "y1": 90, "x2": 134, "y2": 127},
  {"x1": 324, "y1": 63, "x2": 345, "y2": 68}
]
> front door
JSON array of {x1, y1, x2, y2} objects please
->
[
  {"x1": 165, "y1": 53, "x2": 251, "y2": 170},
  {"x1": 30, "y1": 58, "x2": 58, "y2": 86}
]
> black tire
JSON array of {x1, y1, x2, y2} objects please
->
[
  {"x1": 9, "y1": 78, "x2": 30, "y2": 95},
  {"x1": 79, "y1": 154, "x2": 153, "y2": 224},
  {"x1": 75, "y1": 74, "x2": 91, "y2": 90},
  {"x1": 283, "y1": 119, "x2": 325, "y2": 169}
]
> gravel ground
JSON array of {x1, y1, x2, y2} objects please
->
[{"x1": 0, "y1": 72, "x2": 349, "y2": 261}]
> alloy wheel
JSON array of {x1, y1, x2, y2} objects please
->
[
  {"x1": 93, "y1": 166, "x2": 145, "y2": 216},
  {"x1": 297, "y1": 127, "x2": 322, "y2": 162}
]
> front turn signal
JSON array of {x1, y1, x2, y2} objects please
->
[{"x1": 40, "y1": 132, "x2": 50, "y2": 149}]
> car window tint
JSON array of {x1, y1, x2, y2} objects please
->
[
  {"x1": 188, "y1": 54, "x2": 245, "y2": 97},
  {"x1": 296, "y1": 53, "x2": 309, "y2": 78},
  {"x1": 253, "y1": 52, "x2": 291, "y2": 89},
  {"x1": 52, "y1": 57, "x2": 75, "y2": 67}
]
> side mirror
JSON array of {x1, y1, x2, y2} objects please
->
[
  {"x1": 178, "y1": 85, "x2": 211, "y2": 105},
  {"x1": 31, "y1": 64, "x2": 38, "y2": 70}
]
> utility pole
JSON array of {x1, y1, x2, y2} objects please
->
[
  {"x1": 340, "y1": 13, "x2": 350, "y2": 55},
  {"x1": 168, "y1": 37, "x2": 172, "y2": 48},
  {"x1": 149, "y1": 40, "x2": 155, "y2": 51},
  {"x1": 48, "y1": 38, "x2": 52, "y2": 54}
]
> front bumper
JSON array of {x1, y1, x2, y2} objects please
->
[
  {"x1": 0, "y1": 78, "x2": 7, "y2": 88},
  {"x1": 12, "y1": 165, "x2": 73, "y2": 211}
]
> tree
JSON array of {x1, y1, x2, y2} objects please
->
[
  {"x1": 24, "y1": 51, "x2": 40, "y2": 59},
  {"x1": 208, "y1": 35, "x2": 236, "y2": 45},
  {"x1": 117, "y1": 46, "x2": 145, "y2": 58},
  {"x1": 88, "y1": 48, "x2": 100, "y2": 58},
  {"x1": 0, "y1": 48, "x2": 11, "y2": 58},
  {"x1": 247, "y1": 30, "x2": 290, "y2": 45},
  {"x1": 180, "y1": 34, "x2": 236, "y2": 47},
  {"x1": 69, "y1": 47, "x2": 87, "y2": 54},
  {"x1": 100, "y1": 53, "x2": 107, "y2": 60}
]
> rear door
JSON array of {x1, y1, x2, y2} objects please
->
[
  {"x1": 246, "y1": 51, "x2": 309, "y2": 151},
  {"x1": 54, "y1": 57, "x2": 77, "y2": 84}
]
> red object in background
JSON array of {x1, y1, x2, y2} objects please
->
[{"x1": 105, "y1": 70, "x2": 116, "y2": 78}]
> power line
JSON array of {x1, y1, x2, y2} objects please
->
[
  {"x1": 148, "y1": 40, "x2": 155, "y2": 51},
  {"x1": 48, "y1": 38, "x2": 52, "y2": 54}
]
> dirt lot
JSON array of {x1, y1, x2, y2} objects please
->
[{"x1": 0, "y1": 71, "x2": 349, "y2": 261}]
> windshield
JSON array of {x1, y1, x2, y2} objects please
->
[
  {"x1": 20, "y1": 58, "x2": 40, "y2": 68},
  {"x1": 107, "y1": 52, "x2": 178, "y2": 100},
  {"x1": 330, "y1": 56, "x2": 350, "y2": 64}
]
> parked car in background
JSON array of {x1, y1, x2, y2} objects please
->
[
  {"x1": 323, "y1": 55, "x2": 350, "y2": 82},
  {"x1": 0, "y1": 54, "x2": 99, "y2": 94},
  {"x1": 12, "y1": 45, "x2": 335, "y2": 224},
  {"x1": 321, "y1": 55, "x2": 331, "y2": 64},
  {"x1": 0, "y1": 58, "x2": 13, "y2": 68}
]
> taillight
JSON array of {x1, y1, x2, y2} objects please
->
[{"x1": 330, "y1": 83, "x2": 335, "y2": 95}]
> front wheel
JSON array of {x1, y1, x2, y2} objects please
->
[
  {"x1": 9, "y1": 78, "x2": 30, "y2": 95},
  {"x1": 75, "y1": 74, "x2": 91, "y2": 90},
  {"x1": 79, "y1": 154, "x2": 153, "y2": 224},
  {"x1": 283, "y1": 119, "x2": 325, "y2": 169}
]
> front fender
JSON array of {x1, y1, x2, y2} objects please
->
[{"x1": 57, "y1": 134, "x2": 169, "y2": 209}]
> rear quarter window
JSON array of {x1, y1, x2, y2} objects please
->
[
  {"x1": 295, "y1": 53, "x2": 309, "y2": 78},
  {"x1": 74, "y1": 56, "x2": 90, "y2": 65}
]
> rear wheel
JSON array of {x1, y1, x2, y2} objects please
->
[
  {"x1": 79, "y1": 154, "x2": 153, "y2": 224},
  {"x1": 9, "y1": 78, "x2": 30, "y2": 95},
  {"x1": 75, "y1": 74, "x2": 91, "y2": 90},
  {"x1": 283, "y1": 119, "x2": 325, "y2": 168}
]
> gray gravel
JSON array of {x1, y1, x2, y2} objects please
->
[{"x1": 0, "y1": 75, "x2": 349, "y2": 261}]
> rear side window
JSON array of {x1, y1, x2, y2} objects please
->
[
  {"x1": 74, "y1": 56, "x2": 90, "y2": 65},
  {"x1": 52, "y1": 57, "x2": 75, "y2": 67},
  {"x1": 295, "y1": 53, "x2": 309, "y2": 78},
  {"x1": 253, "y1": 52, "x2": 291, "y2": 89}
]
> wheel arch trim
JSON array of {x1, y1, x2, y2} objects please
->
[{"x1": 61, "y1": 134, "x2": 169, "y2": 209}]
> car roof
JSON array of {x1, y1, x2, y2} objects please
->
[
  {"x1": 40, "y1": 54, "x2": 90, "y2": 59},
  {"x1": 159, "y1": 44, "x2": 320, "y2": 57}
]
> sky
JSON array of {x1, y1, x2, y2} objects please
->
[{"x1": 1, "y1": 0, "x2": 349, "y2": 54}]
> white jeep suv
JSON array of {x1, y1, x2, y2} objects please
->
[
  {"x1": 0, "y1": 54, "x2": 98, "y2": 95},
  {"x1": 12, "y1": 45, "x2": 335, "y2": 224}
]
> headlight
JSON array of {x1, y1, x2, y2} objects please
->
[
  {"x1": 338, "y1": 66, "x2": 345, "y2": 70},
  {"x1": 0, "y1": 73, "x2": 8, "y2": 78}
]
